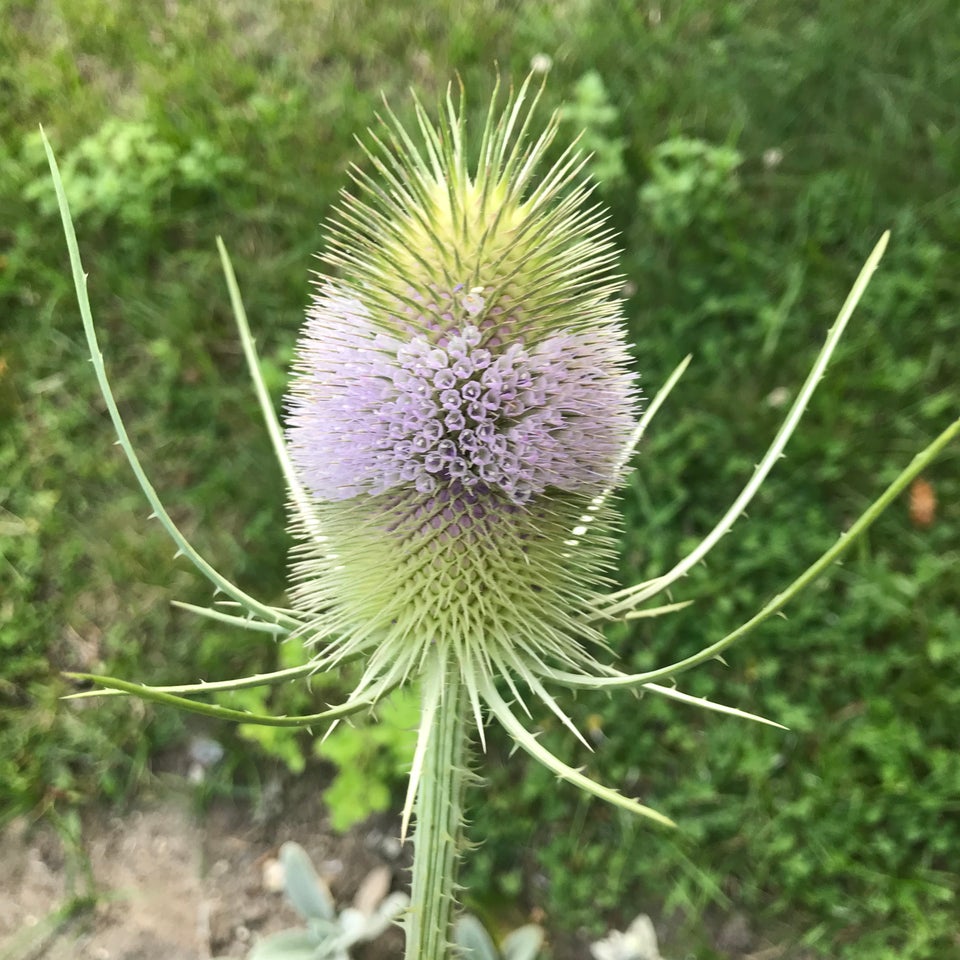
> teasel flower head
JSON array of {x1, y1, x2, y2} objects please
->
[
  {"x1": 49, "y1": 72, "x2": 918, "y2": 841},
  {"x1": 285, "y1": 78, "x2": 639, "y2": 738}
]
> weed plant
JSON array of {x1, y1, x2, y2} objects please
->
[{"x1": 2, "y1": 1, "x2": 958, "y2": 958}]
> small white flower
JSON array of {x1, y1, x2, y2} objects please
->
[
  {"x1": 763, "y1": 146, "x2": 784, "y2": 169},
  {"x1": 529, "y1": 53, "x2": 553, "y2": 74},
  {"x1": 591, "y1": 914, "x2": 665, "y2": 960}
]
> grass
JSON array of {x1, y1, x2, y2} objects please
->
[{"x1": 2, "y1": 0, "x2": 958, "y2": 957}]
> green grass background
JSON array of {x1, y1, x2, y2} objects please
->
[{"x1": 2, "y1": 1, "x2": 958, "y2": 957}]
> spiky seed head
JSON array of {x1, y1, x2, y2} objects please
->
[{"x1": 285, "y1": 79, "x2": 639, "y2": 700}]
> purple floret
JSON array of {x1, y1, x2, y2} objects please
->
[{"x1": 287, "y1": 286, "x2": 636, "y2": 505}]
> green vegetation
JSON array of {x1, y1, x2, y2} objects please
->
[{"x1": 2, "y1": 1, "x2": 957, "y2": 958}]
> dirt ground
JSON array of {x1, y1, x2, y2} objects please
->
[
  {"x1": 0, "y1": 777, "x2": 410, "y2": 960},
  {"x1": 0, "y1": 773, "x2": 776, "y2": 960}
]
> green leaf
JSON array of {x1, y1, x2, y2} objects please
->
[
  {"x1": 280, "y1": 842, "x2": 336, "y2": 922},
  {"x1": 501, "y1": 925, "x2": 545, "y2": 960},
  {"x1": 454, "y1": 915, "x2": 501, "y2": 960}
]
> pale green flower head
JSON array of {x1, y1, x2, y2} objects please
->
[{"x1": 285, "y1": 78, "x2": 639, "y2": 714}]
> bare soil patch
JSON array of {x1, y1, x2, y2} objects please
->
[
  {"x1": 0, "y1": 775, "x2": 782, "y2": 960},
  {"x1": 0, "y1": 778, "x2": 408, "y2": 960}
]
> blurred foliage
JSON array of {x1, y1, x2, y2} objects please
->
[
  {"x1": 558, "y1": 70, "x2": 628, "y2": 188},
  {"x1": 638, "y1": 136, "x2": 743, "y2": 234},
  {"x1": 1, "y1": 0, "x2": 958, "y2": 958},
  {"x1": 313, "y1": 689, "x2": 419, "y2": 832}
]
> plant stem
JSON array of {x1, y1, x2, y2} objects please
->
[{"x1": 405, "y1": 654, "x2": 468, "y2": 960}]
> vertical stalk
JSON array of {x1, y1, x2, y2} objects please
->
[{"x1": 405, "y1": 656, "x2": 468, "y2": 960}]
